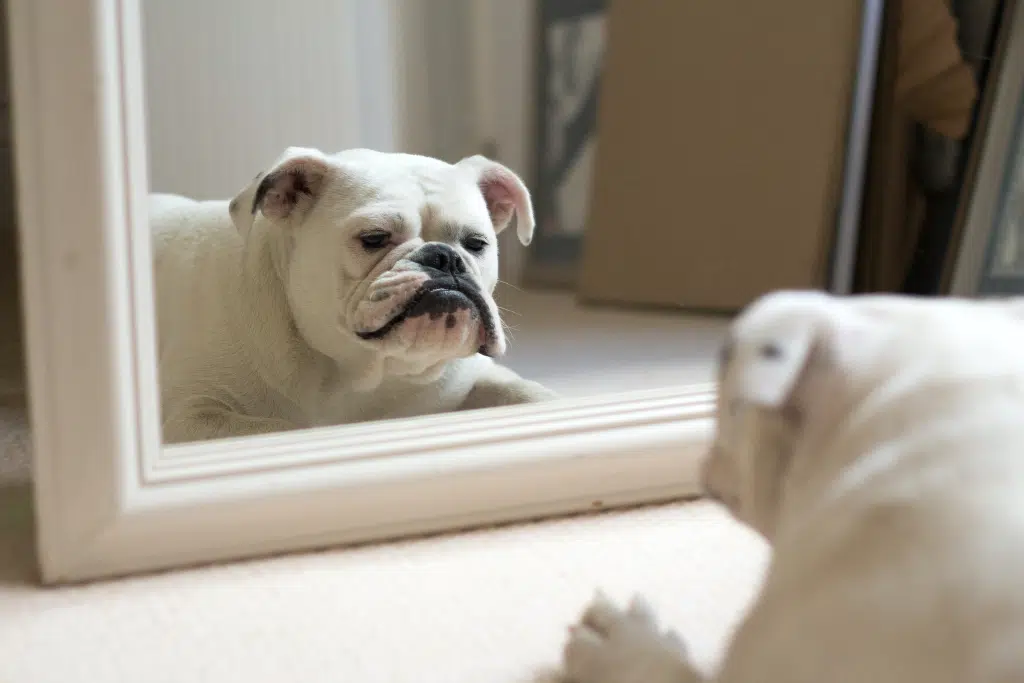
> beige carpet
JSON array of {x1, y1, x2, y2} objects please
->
[
  {"x1": 0, "y1": 487, "x2": 768, "y2": 683},
  {"x1": 0, "y1": 276, "x2": 760, "y2": 682}
]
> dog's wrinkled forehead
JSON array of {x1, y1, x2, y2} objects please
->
[
  {"x1": 331, "y1": 150, "x2": 489, "y2": 224},
  {"x1": 229, "y1": 146, "x2": 537, "y2": 248}
]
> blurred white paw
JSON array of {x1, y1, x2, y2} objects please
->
[{"x1": 561, "y1": 591, "x2": 696, "y2": 683}]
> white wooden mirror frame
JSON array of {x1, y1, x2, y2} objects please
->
[{"x1": 8, "y1": 0, "x2": 715, "y2": 584}]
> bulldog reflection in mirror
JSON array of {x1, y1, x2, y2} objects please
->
[{"x1": 151, "y1": 147, "x2": 556, "y2": 444}]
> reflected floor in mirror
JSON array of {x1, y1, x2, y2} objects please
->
[{"x1": 497, "y1": 286, "x2": 728, "y2": 397}]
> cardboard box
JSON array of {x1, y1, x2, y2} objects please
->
[{"x1": 578, "y1": 0, "x2": 864, "y2": 312}]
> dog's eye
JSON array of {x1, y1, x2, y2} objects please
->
[
  {"x1": 759, "y1": 342, "x2": 783, "y2": 360},
  {"x1": 359, "y1": 231, "x2": 391, "y2": 251},
  {"x1": 462, "y1": 236, "x2": 489, "y2": 254}
]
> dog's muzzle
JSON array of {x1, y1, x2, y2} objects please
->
[{"x1": 356, "y1": 243, "x2": 500, "y2": 356}]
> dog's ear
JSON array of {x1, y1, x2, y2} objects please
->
[
  {"x1": 725, "y1": 292, "x2": 830, "y2": 410},
  {"x1": 728, "y1": 323, "x2": 818, "y2": 410},
  {"x1": 456, "y1": 155, "x2": 535, "y2": 246},
  {"x1": 229, "y1": 147, "x2": 330, "y2": 238}
]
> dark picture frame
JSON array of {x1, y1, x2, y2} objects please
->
[
  {"x1": 524, "y1": 0, "x2": 607, "y2": 288},
  {"x1": 947, "y1": 0, "x2": 1024, "y2": 296}
]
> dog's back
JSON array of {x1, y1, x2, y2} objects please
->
[{"x1": 148, "y1": 192, "x2": 242, "y2": 358}]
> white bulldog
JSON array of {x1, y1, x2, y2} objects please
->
[
  {"x1": 554, "y1": 291, "x2": 1024, "y2": 683},
  {"x1": 151, "y1": 147, "x2": 556, "y2": 444}
]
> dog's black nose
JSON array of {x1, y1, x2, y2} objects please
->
[{"x1": 413, "y1": 243, "x2": 467, "y2": 275}]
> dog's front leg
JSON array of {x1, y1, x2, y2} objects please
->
[
  {"x1": 459, "y1": 364, "x2": 559, "y2": 410},
  {"x1": 162, "y1": 399, "x2": 297, "y2": 444},
  {"x1": 552, "y1": 592, "x2": 704, "y2": 683}
]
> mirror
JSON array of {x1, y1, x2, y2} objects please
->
[
  {"x1": 141, "y1": 0, "x2": 870, "y2": 446},
  {"x1": 140, "y1": 0, "x2": 735, "y2": 447}
]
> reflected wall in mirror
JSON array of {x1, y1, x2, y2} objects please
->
[{"x1": 141, "y1": 0, "x2": 732, "y2": 446}]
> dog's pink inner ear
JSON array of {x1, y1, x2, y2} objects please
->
[
  {"x1": 476, "y1": 165, "x2": 535, "y2": 245},
  {"x1": 252, "y1": 157, "x2": 328, "y2": 222},
  {"x1": 479, "y1": 169, "x2": 520, "y2": 232}
]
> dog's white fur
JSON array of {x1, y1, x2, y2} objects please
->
[
  {"x1": 554, "y1": 291, "x2": 1024, "y2": 683},
  {"x1": 152, "y1": 147, "x2": 555, "y2": 444}
]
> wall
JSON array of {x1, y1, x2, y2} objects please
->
[
  {"x1": 479, "y1": 1, "x2": 535, "y2": 180},
  {"x1": 141, "y1": 0, "x2": 399, "y2": 199},
  {"x1": 140, "y1": 0, "x2": 534, "y2": 280},
  {"x1": 141, "y1": 0, "x2": 534, "y2": 190}
]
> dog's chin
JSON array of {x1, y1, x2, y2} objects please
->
[{"x1": 356, "y1": 283, "x2": 500, "y2": 357}]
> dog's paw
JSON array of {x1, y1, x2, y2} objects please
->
[{"x1": 562, "y1": 592, "x2": 696, "y2": 683}]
